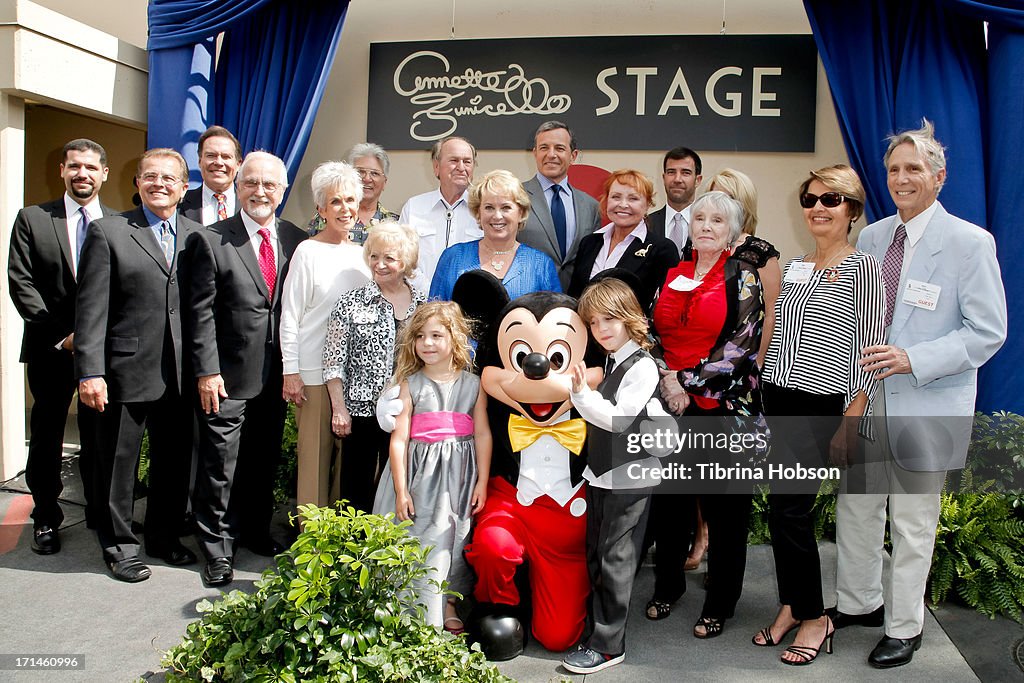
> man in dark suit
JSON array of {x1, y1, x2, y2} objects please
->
[
  {"x1": 518, "y1": 121, "x2": 602, "y2": 291},
  {"x1": 7, "y1": 138, "x2": 116, "y2": 554},
  {"x1": 645, "y1": 147, "x2": 702, "y2": 256},
  {"x1": 75, "y1": 148, "x2": 202, "y2": 582},
  {"x1": 189, "y1": 151, "x2": 307, "y2": 586},
  {"x1": 178, "y1": 126, "x2": 241, "y2": 226}
]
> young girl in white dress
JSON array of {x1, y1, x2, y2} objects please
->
[{"x1": 373, "y1": 301, "x2": 491, "y2": 633}]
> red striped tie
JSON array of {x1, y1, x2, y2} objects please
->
[
  {"x1": 213, "y1": 192, "x2": 228, "y2": 221},
  {"x1": 881, "y1": 224, "x2": 907, "y2": 327}
]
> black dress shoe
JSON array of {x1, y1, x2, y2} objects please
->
[
  {"x1": 146, "y1": 542, "x2": 198, "y2": 567},
  {"x1": 241, "y1": 536, "x2": 286, "y2": 557},
  {"x1": 869, "y1": 633, "x2": 922, "y2": 668},
  {"x1": 31, "y1": 526, "x2": 61, "y2": 555},
  {"x1": 825, "y1": 604, "x2": 884, "y2": 629},
  {"x1": 108, "y1": 557, "x2": 152, "y2": 583},
  {"x1": 203, "y1": 557, "x2": 234, "y2": 587}
]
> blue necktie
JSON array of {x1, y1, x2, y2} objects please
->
[
  {"x1": 550, "y1": 184, "x2": 567, "y2": 259},
  {"x1": 159, "y1": 221, "x2": 175, "y2": 267},
  {"x1": 76, "y1": 207, "x2": 90, "y2": 262}
]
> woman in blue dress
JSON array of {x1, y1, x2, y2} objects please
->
[{"x1": 429, "y1": 169, "x2": 561, "y2": 301}]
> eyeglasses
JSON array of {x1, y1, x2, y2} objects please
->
[
  {"x1": 799, "y1": 191, "x2": 850, "y2": 209},
  {"x1": 241, "y1": 178, "x2": 281, "y2": 193},
  {"x1": 139, "y1": 173, "x2": 183, "y2": 186},
  {"x1": 355, "y1": 167, "x2": 385, "y2": 180}
]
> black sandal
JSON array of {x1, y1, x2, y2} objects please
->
[
  {"x1": 693, "y1": 615, "x2": 725, "y2": 639},
  {"x1": 646, "y1": 599, "x2": 672, "y2": 620},
  {"x1": 752, "y1": 621, "x2": 800, "y2": 647}
]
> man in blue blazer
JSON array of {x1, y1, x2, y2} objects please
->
[
  {"x1": 834, "y1": 120, "x2": 1007, "y2": 668},
  {"x1": 518, "y1": 121, "x2": 601, "y2": 291}
]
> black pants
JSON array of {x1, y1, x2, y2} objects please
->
[
  {"x1": 194, "y1": 382, "x2": 286, "y2": 559},
  {"x1": 95, "y1": 389, "x2": 192, "y2": 562},
  {"x1": 24, "y1": 352, "x2": 98, "y2": 529},
  {"x1": 340, "y1": 416, "x2": 391, "y2": 513},
  {"x1": 762, "y1": 382, "x2": 843, "y2": 620},
  {"x1": 700, "y1": 491, "x2": 753, "y2": 619},
  {"x1": 643, "y1": 492, "x2": 697, "y2": 604},
  {"x1": 584, "y1": 486, "x2": 651, "y2": 655}
]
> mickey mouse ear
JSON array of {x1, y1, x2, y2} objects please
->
[
  {"x1": 451, "y1": 269, "x2": 511, "y2": 372},
  {"x1": 451, "y1": 269, "x2": 510, "y2": 332}
]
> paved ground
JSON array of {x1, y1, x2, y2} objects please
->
[{"x1": 0, "y1": 453, "x2": 1020, "y2": 682}]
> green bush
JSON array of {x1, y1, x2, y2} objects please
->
[
  {"x1": 275, "y1": 404, "x2": 299, "y2": 506},
  {"x1": 162, "y1": 504, "x2": 512, "y2": 682},
  {"x1": 745, "y1": 482, "x2": 837, "y2": 546},
  {"x1": 930, "y1": 491, "x2": 1024, "y2": 622}
]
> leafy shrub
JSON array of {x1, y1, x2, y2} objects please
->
[
  {"x1": 275, "y1": 404, "x2": 299, "y2": 506},
  {"x1": 965, "y1": 410, "x2": 1024, "y2": 509},
  {"x1": 746, "y1": 482, "x2": 837, "y2": 545},
  {"x1": 930, "y1": 491, "x2": 1024, "y2": 622},
  {"x1": 162, "y1": 504, "x2": 512, "y2": 682}
]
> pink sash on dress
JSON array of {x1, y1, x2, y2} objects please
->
[{"x1": 409, "y1": 411, "x2": 474, "y2": 443}]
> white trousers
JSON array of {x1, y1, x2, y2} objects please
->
[{"x1": 836, "y1": 390, "x2": 947, "y2": 639}]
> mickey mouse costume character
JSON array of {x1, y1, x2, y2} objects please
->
[{"x1": 465, "y1": 288, "x2": 603, "y2": 659}]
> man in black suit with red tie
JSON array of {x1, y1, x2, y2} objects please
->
[
  {"x1": 7, "y1": 138, "x2": 116, "y2": 555},
  {"x1": 188, "y1": 151, "x2": 306, "y2": 586},
  {"x1": 75, "y1": 148, "x2": 203, "y2": 582}
]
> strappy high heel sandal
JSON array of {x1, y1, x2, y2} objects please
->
[
  {"x1": 781, "y1": 619, "x2": 835, "y2": 666},
  {"x1": 752, "y1": 621, "x2": 800, "y2": 647},
  {"x1": 693, "y1": 615, "x2": 725, "y2": 639}
]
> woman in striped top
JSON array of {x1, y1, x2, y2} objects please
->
[{"x1": 752, "y1": 165, "x2": 885, "y2": 665}]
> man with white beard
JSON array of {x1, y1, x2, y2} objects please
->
[{"x1": 188, "y1": 151, "x2": 307, "y2": 586}]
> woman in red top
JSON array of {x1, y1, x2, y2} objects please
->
[{"x1": 646, "y1": 191, "x2": 765, "y2": 639}]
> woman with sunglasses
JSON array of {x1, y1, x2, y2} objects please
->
[{"x1": 751, "y1": 165, "x2": 885, "y2": 665}]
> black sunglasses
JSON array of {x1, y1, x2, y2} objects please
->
[{"x1": 799, "y1": 191, "x2": 850, "y2": 209}]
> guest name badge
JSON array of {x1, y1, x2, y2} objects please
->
[
  {"x1": 784, "y1": 261, "x2": 814, "y2": 284},
  {"x1": 902, "y1": 279, "x2": 940, "y2": 310},
  {"x1": 668, "y1": 274, "x2": 702, "y2": 292}
]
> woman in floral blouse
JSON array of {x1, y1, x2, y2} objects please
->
[
  {"x1": 322, "y1": 222, "x2": 426, "y2": 512},
  {"x1": 648, "y1": 191, "x2": 766, "y2": 640}
]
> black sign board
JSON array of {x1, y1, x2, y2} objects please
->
[{"x1": 367, "y1": 35, "x2": 818, "y2": 152}]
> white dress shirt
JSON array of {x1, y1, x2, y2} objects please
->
[
  {"x1": 665, "y1": 204, "x2": 692, "y2": 254},
  {"x1": 898, "y1": 199, "x2": 939, "y2": 282},
  {"x1": 201, "y1": 184, "x2": 236, "y2": 226},
  {"x1": 589, "y1": 221, "x2": 649, "y2": 278},
  {"x1": 570, "y1": 340, "x2": 673, "y2": 489},
  {"x1": 399, "y1": 188, "x2": 481, "y2": 289},
  {"x1": 241, "y1": 210, "x2": 278, "y2": 267},
  {"x1": 63, "y1": 193, "x2": 103, "y2": 276}
]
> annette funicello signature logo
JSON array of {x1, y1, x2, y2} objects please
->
[{"x1": 393, "y1": 50, "x2": 571, "y2": 142}]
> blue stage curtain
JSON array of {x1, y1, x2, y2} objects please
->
[
  {"x1": 214, "y1": 1, "x2": 349, "y2": 203},
  {"x1": 147, "y1": 0, "x2": 270, "y2": 49},
  {"x1": 805, "y1": 0, "x2": 1024, "y2": 412},
  {"x1": 146, "y1": 0, "x2": 349, "y2": 200}
]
